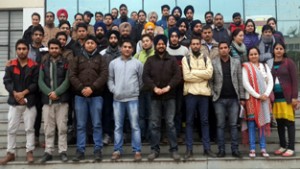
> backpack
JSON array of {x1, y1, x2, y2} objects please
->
[{"x1": 186, "y1": 54, "x2": 207, "y2": 70}]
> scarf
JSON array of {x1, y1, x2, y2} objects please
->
[
  {"x1": 231, "y1": 41, "x2": 247, "y2": 63},
  {"x1": 106, "y1": 46, "x2": 121, "y2": 60},
  {"x1": 241, "y1": 63, "x2": 271, "y2": 144}
]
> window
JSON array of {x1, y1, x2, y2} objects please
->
[
  {"x1": 46, "y1": 0, "x2": 77, "y2": 25},
  {"x1": 177, "y1": 0, "x2": 209, "y2": 21},
  {"x1": 110, "y1": 0, "x2": 142, "y2": 15},
  {"x1": 0, "y1": 10, "x2": 23, "y2": 71},
  {"x1": 211, "y1": 0, "x2": 243, "y2": 22},
  {"x1": 144, "y1": 0, "x2": 175, "y2": 19}
]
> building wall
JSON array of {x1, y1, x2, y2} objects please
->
[{"x1": 0, "y1": 0, "x2": 44, "y2": 9}]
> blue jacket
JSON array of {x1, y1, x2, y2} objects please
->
[
  {"x1": 113, "y1": 17, "x2": 136, "y2": 27},
  {"x1": 156, "y1": 16, "x2": 168, "y2": 29}
]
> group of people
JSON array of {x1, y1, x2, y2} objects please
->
[{"x1": 0, "y1": 3, "x2": 298, "y2": 165}]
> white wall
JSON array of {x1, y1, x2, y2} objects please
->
[{"x1": 23, "y1": 8, "x2": 45, "y2": 32}]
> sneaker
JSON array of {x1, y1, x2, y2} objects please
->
[
  {"x1": 39, "y1": 152, "x2": 52, "y2": 163},
  {"x1": 170, "y1": 151, "x2": 181, "y2": 161},
  {"x1": 249, "y1": 150, "x2": 256, "y2": 158},
  {"x1": 282, "y1": 149, "x2": 295, "y2": 157},
  {"x1": 72, "y1": 151, "x2": 85, "y2": 162},
  {"x1": 134, "y1": 152, "x2": 142, "y2": 162},
  {"x1": 103, "y1": 134, "x2": 111, "y2": 145},
  {"x1": 217, "y1": 151, "x2": 225, "y2": 158},
  {"x1": 94, "y1": 150, "x2": 102, "y2": 162},
  {"x1": 147, "y1": 151, "x2": 159, "y2": 161},
  {"x1": 274, "y1": 147, "x2": 287, "y2": 155},
  {"x1": 60, "y1": 152, "x2": 68, "y2": 162},
  {"x1": 111, "y1": 151, "x2": 121, "y2": 161},
  {"x1": 260, "y1": 149, "x2": 270, "y2": 158}
]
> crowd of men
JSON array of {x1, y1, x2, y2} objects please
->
[{"x1": 0, "y1": 3, "x2": 297, "y2": 165}]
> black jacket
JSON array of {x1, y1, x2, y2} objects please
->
[{"x1": 3, "y1": 58, "x2": 39, "y2": 107}]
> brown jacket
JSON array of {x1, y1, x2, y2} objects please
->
[
  {"x1": 69, "y1": 49, "x2": 108, "y2": 97},
  {"x1": 200, "y1": 39, "x2": 219, "y2": 60},
  {"x1": 43, "y1": 25, "x2": 59, "y2": 46}
]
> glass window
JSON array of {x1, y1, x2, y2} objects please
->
[
  {"x1": 144, "y1": 0, "x2": 175, "y2": 20},
  {"x1": 177, "y1": 0, "x2": 209, "y2": 21},
  {"x1": 79, "y1": 0, "x2": 109, "y2": 24},
  {"x1": 277, "y1": 0, "x2": 300, "y2": 20},
  {"x1": 245, "y1": 0, "x2": 275, "y2": 20},
  {"x1": 211, "y1": 0, "x2": 243, "y2": 22},
  {"x1": 46, "y1": 0, "x2": 77, "y2": 25},
  {"x1": 110, "y1": 0, "x2": 142, "y2": 16}
]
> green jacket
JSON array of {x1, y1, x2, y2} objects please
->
[{"x1": 134, "y1": 48, "x2": 155, "y2": 64}]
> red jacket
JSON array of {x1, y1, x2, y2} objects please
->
[{"x1": 228, "y1": 23, "x2": 245, "y2": 33}]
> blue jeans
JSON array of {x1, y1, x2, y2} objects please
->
[
  {"x1": 213, "y1": 98, "x2": 239, "y2": 152},
  {"x1": 248, "y1": 120, "x2": 266, "y2": 150},
  {"x1": 138, "y1": 91, "x2": 152, "y2": 140},
  {"x1": 150, "y1": 99, "x2": 178, "y2": 153},
  {"x1": 185, "y1": 94, "x2": 210, "y2": 151},
  {"x1": 113, "y1": 100, "x2": 141, "y2": 153},
  {"x1": 75, "y1": 96, "x2": 103, "y2": 153}
]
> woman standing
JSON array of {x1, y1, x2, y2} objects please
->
[
  {"x1": 244, "y1": 19, "x2": 259, "y2": 51},
  {"x1": 230, "y1": 29, "x2": 247, "y2": 63},
  {"x1": 242, "y1": 47, "x2": 273, "y2": 158},
  {"x1": 267, "y1": 17, "x2": 285, "y2": 44},
  {"x1": 270, "y1": 42, "x2": 298, "y2": 157}
]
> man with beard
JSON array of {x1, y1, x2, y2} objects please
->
[
  {"x1": 136, "y1": 22, "x2": 155, "y2": 53},
  {"x1": 143, "y1": 35, "x2": 181, "y2": 162},
  {"x1": 172, "y1": 6, "x2": 182, "y2": 21},
  {"x1": 258, "y1": 25, "x2": 276, "y2": 63},
  {"x1": 94, "y1": 21, "x2": 108, "y2": 52},
  {"x1": 205, "y1": 11, "x2": 214, "y2": 28},
  {"x1": 69, "y1": 35, "x2": 108, "y2": 162},
  {"x1": 43, "y1": 11, "x2": 59, "y2": 46},
  {"x1": 104, "y1": 13, "x2": 114, "y2": 32},
  {"x1": 166, "y1": 27, "x2": 189, "y2": 144},
  {"x1": 213, "y1": 13, "x2": 231, "y2": 44},
  {"x1": 183, "y1": 5, "x2": 194, "y2": 39},
  {"x1": 71, "y1": 13, "x2": 84, "y2": 40},
  {"x1": 83, "y1": 11, "x2": 95, "y2": 36},
  {"x1": 72, "y1": 23, "x2": 88, "y2": 56},
  {"x1": 119, "y1": 22, "x2": 136, "y2": 50},
  {"x1": 56, "y1": 9, "x2": 68, "y2": 23},
  {"x1": 113, "y1": 4, "x2": 136, "y2": 27},
  {"x1": 228, "y1": 12, "x2": 245, "y2": 33},
  {"x1": 182, "y1": 37, "x2": 215, "y2": 160},
  {"x1": 176, "y1": 18, "x2": 190, "y2": 48},
  {"x1": 100, "y1": 30, "x2": 121, "y2": 145},
  {"x1": 95, "y1": 12, "x2": 104, "y2": 23},
  {"x1": 156, "y1": 5, "x2": 170, "y2": 29},
  {"x1": 191, "y1": 20, "x2": 202, "y2": 39},
  {"x1": 0, "y1": 39, "x2": 39, "y2": 165},
  {"x1": 111, "y1": 8, "x2": 119, "y2": 20},
  {"x1": 136, "y1": 10, "x2": 147, "y2": 42}
]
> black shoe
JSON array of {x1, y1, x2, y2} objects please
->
[
  {"x1": 60, "y1": 152, "x2": 68, "y2": 162},
  {"x1": 170, "y1": 151, "x2": 181, "y2": 161},
  {"x1": 72, "y1": 151, "x2": 85, "y2": 162},
  {"x1": 204, "y1": 150, "x2": 216, "y2": 157},
  {"x1": 94, "y1": 150, "x2": 102, "y2": 162},
  {"x1": 232, "y1": 151, "x2": 243, "y2": 158},
  {"x1": 147, "y1": 151, "x2": 159, "y2": 161},
  {"x1": 217, "y1": 151, "x2": 225, "y2": 158},
  {"x1": 39, "y1": 152, "x2": 53, "y2": 163},
  {"x1": 184, "y1": 150, "x2": 193, "y2": 160}
]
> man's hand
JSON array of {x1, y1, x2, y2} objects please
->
[
  {"x1": 161, "y1": 85, "x2": 171, "y2": 94},
  {"x1": 82, "y1": 87, "x2": 93, "y2": 97},
  {"x1": 154, "y1": 87, "x2": 163, "y2": 95},
  {"x1": 13, "y1": 91, "x2": 25, "y2": 102},
  {"x1": 48, "y1": 92, "x2": 59, "y2": 101}
]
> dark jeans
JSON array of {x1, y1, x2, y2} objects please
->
[
  {"x1": 185, "y1": 94, "x2": 210, "y2": 151},
  {"x1": 34, "y1": 93, "x2": 43, "y2": 138},
  {"x1": 277, "y1": 119, "x2": 295, "y2": 150},
  {"x1": 150, "y1": 99, "x2": 178, "y2": 153},
  {"x1": 138, "y1": 90, "x2": 152, "y2": 140},
  {"x1": 174, "y1": 84, "x2": 184, "y2": 136},
  {"x1": 102, "y1": 87, "x2": 114, "y2": 137},
  {"x1": 213, "y1": 98, "x2": 239, "y2": 152}
]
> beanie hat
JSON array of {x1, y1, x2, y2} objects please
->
[
  {"x1": 85, "y1": 35, "x2": 99, "y2": 45},
  {"x1": 191, "y1": 19, "x2": 202, "y2": 31},
  {"x1": 232, "y1": 12, "x2": 241, "y2": 19},
  {"x1": 184, "y1": 5, "x2": 194, "y2": 15},
  {"x1": 107, "y1": 30, "x2": 120, "y2": 41},
  {"x1": 94, "y1": 21, "x2": 107, "y2": 34},
  {"x1": 168, "y1": 27, "x2": 180, "y2": 39},
  {"x1": 154, "y1": 34, "x2": 168, "y2": 47},
  {"x1": 176, "y1": 18, "x2": 189, "y2": 29},
  {"x1": 57, "y1": 9, "x2": 68, "y2": 19}
]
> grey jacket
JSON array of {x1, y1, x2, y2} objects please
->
[
  {"x1": 108, "y1": 56, "x2": 143, "y2": 102},
  {"x1": 211, "y1": 57, "x2": 245, "y2": 101}
]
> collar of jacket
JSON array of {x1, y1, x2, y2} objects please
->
[
  {"x1": 11, "y1": 58, "x2": 36, "y2": 68},
  {"x1": 154, "y1": 51, "x2": 171, "y2": 60},
  {"x1": 169, "y1": 44, "x2": 181, "y2": 50},
  {"x1": 201, "y1": 39, "x2": 218, "y2": 47}
]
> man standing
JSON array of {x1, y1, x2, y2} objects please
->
[
  {"x1": 136, "y1": 10, "x2": 147, "y2": 42},
  {"x1": 58, "y1": 20, "x2": 75, "y2": 50},
  {"x1": 108, "y1": 40, "x2": 143, "y2": 161},
  {"x1": 38, "y1": 39, "x2": 70, "y2": 163},
  {"x1": 72, "y1": 23, "x2": 88, "y2": 56},
  {"x1": 69, "y1": 35, "x2": 108, "y2": 162},
  {"x1": 156, "y1": 5, "x2": 170, "y2": 29},
  {"x1": 190, "y1": 20, "x2": 202, "y2": 39},
  {"x1": 182, "y1": 37, "x2": 215, "y2": 160},
  {"x1": 213, "y1": 13, "x2": 231, "y2": 44},
  {"x1": 23, "y1": 12, "x2": 41, "y2": 44},
  {"x1": 228, "y1": 12, "x2": 245, "y2": 33},
  {"x1": 56, "y1": 9, "x2": 68, "y2": 23},
  {"x1": 201, "y1": 25, "x2": 219, "y2": 60},
  {"x1": 95, "y1": 12, "x2": 104, "y2": 23},
  {"x1": 113, "y1": 4, "x2": 136, "y2": 27},
  {"x1": 104, "y1": 13, "x2": 114, "y2": 32},
  {"x1": 183, "y1": 5, "x2": 194, "y2": 39},
  {"x1": 0, "y1": 39, "x2": 39, "y2": 164},
  {"x1": 111, "y1": 8, "x2": 119, "y2": 20},
  {"x1": 176, "y1": 18, "x2": 190, "y2": 48},
  {"x1": 204, "y1": 11, "x2": 214, "y2": 28},
  {"x1": 83, "y1": 11, "x2": 95, "y2": 36},
  {"x1": 43, "y1": 11, "x2": 59, "y2": 46},
  {"x1": 143, "y1": 35, "x2": 182, "y2": 161},
  {"x1": 211, "y1": 42, "x2": 245, "y2": 158},
  {"x1": 94, "y1": 21, "x2": 108, "y2": 51}
]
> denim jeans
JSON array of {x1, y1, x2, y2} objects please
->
[
  {"x1": 75, "y1": 96, "x2": 103, "y2": 153},
  {"x1": 185, "y1": 94, "x2": 210, "y2": 151},
  {"x1": 113, "y1": 100, "x2": 141, "y2": 153},
  {"x1": 150, "y1": 99, "x2": 178, "y2": 153},
  {"x1": 138, "y1": 91, "x2": 152, "y2": 140},
  {"x1": 213, "y1": 98, "x2": 239, "y2": 152},
  {"x1": 248, "y1": 120, "x2": 266, "y2": 151}
]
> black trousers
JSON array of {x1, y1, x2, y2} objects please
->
[{"x1": 276, "y1": 119, "x2": 295, "y2": 150}]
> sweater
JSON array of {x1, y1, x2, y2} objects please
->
[
  {"x1": 213, "y1": 27, "x2": 231, "y2": 44},
  {"x1": 108, "y1": 57, "x2": 143, "y2": 102},
  {"x1": 244, "y1": 33, "x2": 259, "y2": 50}
]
